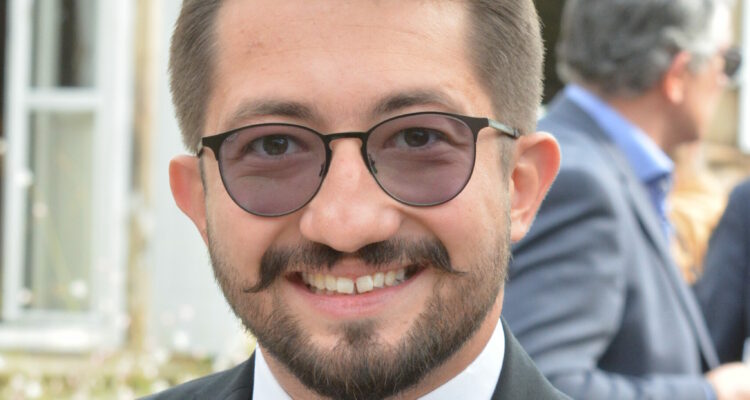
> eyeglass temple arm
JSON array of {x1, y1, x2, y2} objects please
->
[
  {"x1": 196, "y1": 143, "x2": 217, "y2": 159},
  {"x1": 488, "y1": 119, "x2": 521, "y2": 139}
]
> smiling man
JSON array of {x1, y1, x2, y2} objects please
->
[{"x1": 146, "y1": 1, "x2": 564, "y2": 399}]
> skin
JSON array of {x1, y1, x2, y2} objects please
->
[
  {"x1": 680, "y1": 4, "x2": 734, "y2": 146},
  {"x1": 169, "y1": 0, "x2": 560, "y2": 398},
  {"x1": 679, "y1": 48, "x2": 731, "y2": 142}
]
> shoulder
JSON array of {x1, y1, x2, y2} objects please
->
[
  {"x1": 540, "y1": 98, "x2": 618, "y2": 177},
  {"x1": 511, "y1": 101, "x2": 633, "y2": 271},
  {"x1": 728, "y1": 179, "x2": 750, "y2": 211},
  {"x1": 709, "y1": 179, "x2": 750, "y2": 232},
  {"x1": 535, "y1": 96, "x2": 629, "y2": 211},
  {"x1": 531, "y1": 150, "x2": 624, "y2": 233},
  {"x1": 141, "y1": 355, "x2": 254, "y2": 400},
  {"x1": 538, "y1": 93, "x2": 599, "y2": 143}
]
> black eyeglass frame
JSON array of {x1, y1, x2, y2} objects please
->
[
  {"x1": 197, "y1": 111, "x2": 522, "y2": 217},
  {"x1": 722, "y1": 47, "x2": 742, "y2": 81}
]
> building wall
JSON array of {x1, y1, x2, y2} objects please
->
[{"x1": 145, "y1": 0, "x2": 246, "y2": 358}]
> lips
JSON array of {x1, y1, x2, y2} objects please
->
[{"x1": 298, "y1": 265, "x2": 421, "y2": 295}]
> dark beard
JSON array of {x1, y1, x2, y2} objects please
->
[{"x1": 209, "y1": 236, "x2": 508, "y2": 400}]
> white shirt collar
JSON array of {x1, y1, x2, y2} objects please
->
[
  {"x1": 253, "y1": 346, "x2": 290, "y2": 399},
  {"x1": 253, "y1": 319, "x2": 505, "y2": 399}
]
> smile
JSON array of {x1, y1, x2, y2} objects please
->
[{"x1": 299, "y1": 265, "x2": 422, "y2": 295}]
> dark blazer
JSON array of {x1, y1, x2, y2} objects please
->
[
  {"x1": 143, "y1": 318, "x2": 570, "y2": 399},
  {"x1": 503, "y1": 92, "x2": 720, "y2": 399},
  {"x1": 695, "y1": 179, "x2": 750, "y2": 363}
]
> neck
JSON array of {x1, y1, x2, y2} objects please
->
[
  {"x1": 580, "y1": 84, "x2": 676, "y2": 154},
  {"x1": 599, "y1": 90, "x2": 677, "y2": 154},
  {"x1": 263, "y1": 296, "x2": 504, "y2": 399}
]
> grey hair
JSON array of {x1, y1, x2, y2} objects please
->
[{"x1": 557, "y1": 0, "x2": 733, "y2": 96}]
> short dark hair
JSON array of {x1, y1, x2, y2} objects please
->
[
  {"x1": 557, "y1": 0, "x2": 732, "y2": 96},
  {"x1": 169, "y1": 0, "x2": 543, "y2": 153}
]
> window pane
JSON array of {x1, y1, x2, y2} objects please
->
[
  {"x1": 31, "y1": 0, "x2": 98, "y2": 88},
  {"x1": 23, "y1": 112, "x2": 94, "y2": 312}
]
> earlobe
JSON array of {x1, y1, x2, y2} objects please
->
[
  {"x1": 169, "y1": 155, "x2": 209, "y2": 244},
  {"x1": 509, "y1": 132, "x2": 561, "y2": 242}
]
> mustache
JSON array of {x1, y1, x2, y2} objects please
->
[{"x1": 243, "y1": 238, "x2": 461, "y2": 293}]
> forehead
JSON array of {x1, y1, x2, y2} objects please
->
[{"x1": 206, "y1": 0, "x2": 490, "y2": 134}]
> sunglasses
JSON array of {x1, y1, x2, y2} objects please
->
[
  {"x1": 723, "y1": 47, "x2": 742, "y2": 80},
  {"x1": 198, "y1": 111, "x2": 521, "y2": 217}
]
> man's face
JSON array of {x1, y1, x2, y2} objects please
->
[
  {"x1": 680, "y1": 54, "x2": 730, "y2": 143},
  {"x1": 172, "y1": 0, "x2": 556, "y2": 398},
  {"x1": 679, "y1": 8, "x2": 734, "y2": 143}
]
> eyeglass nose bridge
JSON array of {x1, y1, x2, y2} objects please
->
[{"x1": 318, "y1": 130, "x2": 375, "y2": 177}]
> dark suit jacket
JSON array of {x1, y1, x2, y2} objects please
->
[
  {"x1": 503, "y1": 92, "x2": 720, "y2": 399},
  {"x1": 143, "y1": 318, "x2": 570, "y2": 399},
  {"x1": 695, "y1": 179, "x2": 750, "y2": 363}
]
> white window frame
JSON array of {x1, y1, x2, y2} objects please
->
[
  {"x1": 740, "y1": 1, "x2": 750, "y2": 153},
  {"x1": 1, "y1": 0, "x2": 134, "y2": 352}
]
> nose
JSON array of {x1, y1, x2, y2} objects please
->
[{"x1": 299, "y1": 139, "x2": 402, "y2": 253}]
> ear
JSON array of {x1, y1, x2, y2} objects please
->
[
  {"x1": 509, "y1": 131, "x2": 561, "y2": 242},
  {"x1": 169, "y1": 155, "x2": 209, "y2": 244},
  {"x1": 662, "y1": 51, "x2": 692, "y2": 104}
]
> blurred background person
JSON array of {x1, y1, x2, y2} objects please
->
[
  {"x1": 695, "y1": 179, "x2": 750, "y2": 363},
  {"x1": 504, "y1": 0, "x2": 750, "y2": 399}
]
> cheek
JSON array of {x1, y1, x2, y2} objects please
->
[
  {"x1": 204, "y1": 171, "x2": 290, "y2": 268},
  {"x1": 420, "y1": 158, "x2": 508, "y2": 270},
  {"x1": 469, "y1": 148, "x2": 509, "y2": 219}
]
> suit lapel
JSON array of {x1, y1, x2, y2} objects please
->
[
  {"x1": 616, "y1": 144, "x2": 720, "y2": 369},
  {"x1": 548, "y1": 96, "x2": 719, "y2": 369},
  {"x1": 246, "y1": 352, "x2": 256, "y2": 400},
  {"x1": 492, "y1": 319, "x2": 570, "y2": 399}
]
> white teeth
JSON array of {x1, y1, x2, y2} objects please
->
[
  {"x1": 373, "y1": 272, "x2": 385, "y2": 288},
  {"x1": 384, "y1": 271, "x2": 396, "y2": 286},
  {"x1": 314, "y1": 273, "x2": 326, "y2": 290},
  {"x1": 301, "y1": 267, "x2": 409, "y2": 295},
  {"x1": 325, "y1": 275, "x2": 337, "y2": 291},
  {"x1": 356, "y1": 276, "x2": 374, "y2": 293},
  {"x1": 336, "y1": 277, "x2": 355, "y2": 294}
]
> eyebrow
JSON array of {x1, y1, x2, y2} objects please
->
[
  {"x1": 371, "y1": 89, "x2": 464, "y2": 116},
  {"x1": 222, "y1": 88, "x2": 463, "y2": 132},
  {"x1": 223, "y1": 99, "x2": 319, "y2": 131}
]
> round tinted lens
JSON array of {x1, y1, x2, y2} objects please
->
[
  {"x1": 366, "y1": 114, "x2": 476, "y2": 206},
  {"x1": 724, "y1": 48, "x2": 742, "y2": 79},
  {"x1": 218, "y1": 124, "x2": 327, "y2": 216}
]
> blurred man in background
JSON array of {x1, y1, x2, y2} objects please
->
[{"x1": 505, "y1": 0, "x2": 750, "y2": 398}]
